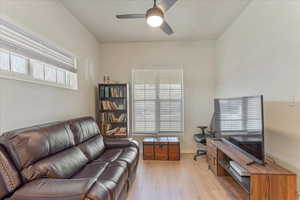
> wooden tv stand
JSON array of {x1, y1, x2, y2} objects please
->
[{"x1": 207, "y1": 138, "x2": 297, "y2": 200}]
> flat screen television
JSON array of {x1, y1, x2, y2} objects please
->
[{"x1": 214, "y1": 95, "x2": 265, "y2": 164}]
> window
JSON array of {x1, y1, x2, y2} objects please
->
[
  {"x1": 0, "y1": 49, "x2": 9, "y2": 71},
  {"x1": 0, "y1": 18, "x2": 77, "y2": 89},
  {"x1": 45, "y1": 65, "x2": 57, "y2": 83},
  {"x1": 11, "y1": 53, "x2": 28, "y2": 74},
  {"x1": 30, "y1": 59, "x2": 44, "y2": 80},
  {"x1": 132, "y1": 69, "x2": 184, "y2": 134},
  {"x1": 57, "y1": 69, "x2": 66, "y2": 85}
]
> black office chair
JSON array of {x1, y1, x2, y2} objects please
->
[
  {"x1": 193, "y1": 126, "x2": 208, "y2": 161},
  {"x1": 193, "y1": 115, "x2": 216, "y2": 161}
]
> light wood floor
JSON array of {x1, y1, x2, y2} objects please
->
[{"x1": 128, "y1": 154, "x2": 234, "y2": 200}]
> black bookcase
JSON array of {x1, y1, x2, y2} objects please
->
[{"x1": 97, "y1": 83, "x2": 129, "y2": 138}]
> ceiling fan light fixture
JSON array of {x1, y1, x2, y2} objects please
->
[
  {"x1": 147, "y1": 15, "x2": 163, "y2": 27},
  {"x1": 146, "y1": 7, "x2": 164, "y2": 27},
  {"x1": 115, "y1": 0, "x2": 176, "y2": 35}
]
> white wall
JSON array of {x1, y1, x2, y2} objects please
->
[
  {"x1": 0, "y1": 0, "x2": 101, "y2": 132},
  {"x1": 216, "y1": 0, "x2": 300, "y2": 193},
  {"x1": 99, "y1": 41, "x2": 216, "y2": 153}
]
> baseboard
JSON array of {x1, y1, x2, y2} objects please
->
[
  {"x1": 181, "y1": 150, "x2": 194, "y2": 154},
  {"x1": 140, "y1": 150, "x2": 194, "y2": 154}
]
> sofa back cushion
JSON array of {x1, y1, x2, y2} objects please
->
[
  {"x1": 0, "y1": 122, "x2": 89, "y2": 183},
  {"x1": 0, "y1": 146, "x2": 21, "y2": 199},
  {"x1": 69, "y1": 117, "x2": 105, "y2": 160},
  {"x1": 69, "y1": 117, "x2": 101, "y2": 143},
  {"x1": 21, "y1": 147, "x2": 88, "y2": 182},
  {"x1": 0, "y1": 122, "x2": 75, "y2": 170},
  {"x1": 78, "y1": 135, "x2": 105, "y2": 160}
]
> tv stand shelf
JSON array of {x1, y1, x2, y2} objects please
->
[
  {"x1": 207, "y1": 138, "x2": 297, "y2": 200},
  {"x1": 218, "y1": 160, "x2": 250, "y2": 193}
]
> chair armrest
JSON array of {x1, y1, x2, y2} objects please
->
[
  {"x1": 104, "y1": 138, "x2": 139, "y2": 150},
  {"x1": 11, "y1": 178, "x2": 95, "y2": 200}
]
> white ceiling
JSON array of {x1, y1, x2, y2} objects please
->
[{"x1": 62, "y1": 0, "x2": 250, "y2": 42}]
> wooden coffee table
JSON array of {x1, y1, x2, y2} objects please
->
[{"x1": 143, "y1": 137, "x2": 180, "y2": 161}]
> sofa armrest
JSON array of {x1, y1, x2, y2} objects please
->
[
  {"x1": 104, "y1": 138, "x2": 139, "y2": 150},
  {"x1": 11, "y1": 178, "x2": 96, "y2": 200}
]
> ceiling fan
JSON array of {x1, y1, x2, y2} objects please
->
[{"x1": 116, "y1": 0, "x2": 178, "y2": 35}]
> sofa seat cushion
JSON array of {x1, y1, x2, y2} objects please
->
[
  {"x1": 96, "y1": 161, "x2": 128, "y2": 200},
  {"x1": 85, "y1": 182, "x2": 111, "y2": 200},
  {"x1": 72, "y1": 160, "x2": 128, "y2": 199},
  {"x1": 73, "y1": 162, "x2": 108, "y2": 179},
  {"x1": 97, "y1": 180, "x2": 120, "y2": 200},
  {"x1": 94, "y1": 148, "x2": 123, "y2": 163},
  {"x1": 98, "y1": 161, "x2": 128, "y2": 184},
  {"x1": 11, "y1": 178, "x2": 96, "y2": 200},
  {"x1": 117, "y1": 147, "x2": 139, "y2": 176},
  {"x1": 95, "y1": 147, "x2": 139, "y2": 178}
]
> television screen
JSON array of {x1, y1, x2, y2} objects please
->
[{"x1": 214, "y1": 95, "x2": 264, "y2": 164}]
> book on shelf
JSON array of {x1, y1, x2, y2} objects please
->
[
  {"x1": 101, "y1": 100, "x2": 125, "y2": 110},
  {"x1": 115, "y1": 127, "x2": 127, "y2": 136},
  {"x1": 100, "y1": 86, "x2": 127, "y2": 98},
  {"x1": 100, "y1": 113, "x2": 127, "y2": 123},
  {"x1": 102, "y1": 126, "x2": 127, "y2": 136}
]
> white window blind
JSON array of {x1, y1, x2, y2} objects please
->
[
  {"x1": 0, "y1": 49, "x2": 9, "y2": 71},
  {"x1": 11, "y1": 53, "x2": 28, "y2": 74},
  {"x1": 30, "y1": 59, "x2": 44, "y2": 80},
  {"x1": 132, "y1": 69, "x2": 184, "y2": 134},
  {"x1": 45, "y1": 65, "x2": 57, "y2": 83},
  {"x1": 57, "y1": 69, "x2": 66, "y2": 85},
  {"x1": 0, "y1": 18, "x2": 78, "y2": 89},
  {"x1": 214, "y1": 96, "x2": 262, "y2": 133}
]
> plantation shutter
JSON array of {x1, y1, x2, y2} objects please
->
[
  {"x1": 159, "y1": 70, "x2": 183, "y2": 132},
  {"x1": 133, "y1": 70, "x2": 157, "y2": 133},
  {"x1": 133, "y1": 69, "x2": 184, "y2": 134}
]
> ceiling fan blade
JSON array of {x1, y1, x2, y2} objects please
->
[
  {"x1": 158, "y1": 0, "x2": 178, "y2": 12},
  {"x1": 160, "y1": 21, "x2": 174, "y2": 35},
  {"x1": 116, "y1": 14, "x2": 146, "y2": 19}
]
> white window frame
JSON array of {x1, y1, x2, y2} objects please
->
[
  {"x1": 0, "y1": 17, "x2": 78, "y2": 90},
  {"x1": 132, "y1": 69, "x2": 184, "y2": 136}
]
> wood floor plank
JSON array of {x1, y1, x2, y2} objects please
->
[{"x1": 128, "y1": 154, "x2": 234, "y2": 200}]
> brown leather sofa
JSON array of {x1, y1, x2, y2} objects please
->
[{"x1": 0, "y1": 117, "x2": 139, "y2": 200}]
